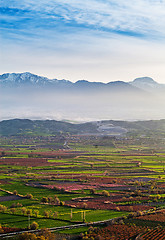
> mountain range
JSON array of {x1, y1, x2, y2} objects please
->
[
  {"x1": 1, "y1": 72, "x2": 165, "y2": 121},
  {"x1": 0, "y1": 72, "x2": 164, "y2": 93}
]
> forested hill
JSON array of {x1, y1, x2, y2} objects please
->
[{"x1": 1, "y1": 119, "x2": 165, "y2": 136}]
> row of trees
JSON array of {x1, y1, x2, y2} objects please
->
[
  {"x1": 13, "y1": 229, "x2": 57, "y2": 240},
  {"x1": 0, "y1": 204, "x2": 40, "y2": 217},
  {"x1": 0, "y1": 204, "x2": 87, "y2": 222}
]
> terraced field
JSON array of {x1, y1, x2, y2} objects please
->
[{"x1": 0, "y1": 134, "x2": 164, "y2": 239}]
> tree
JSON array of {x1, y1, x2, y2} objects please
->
[
  {"x1": 17, "y1": 202, "x2": 22, "y2": 207},
  {"x1": 156, "y1": 194, "x2": 161, "y2": 200},
  {"x1": 89, "y1": 188, "x2": 96, "y2": 195},
  {"x1": 90, "y1": 163, "x2": 94, "y2": 168},
  {"x1": 48, "y1": 197, "x2": 53, "y2": 203},
  {"x1": 137, "y1": 162, "x2": 142, "y2": 167},
  {"x1": 134, "y1": 190, "x2": 142, "y2": 196},
  {"x1": 102, "y1": 190, "x2": 110, "y2": 197},
  {"x1": 13, "y1": 190, "x2": 18, "y2": 195},
  {"x1": 54, "y1": 196, "x2": 60, "y2": 205},
  {"x1": 30, "y1": 221, "x2": 39, "y2": 230},
  {"x1": 26, "y1": 193, "x2": 33, "y2": 199},
  {"x1": 21, "y1": 207, "x2": 27, "y2": 215},
  {"x1": 34, "y1": 210, "x2": 39, "y2": 218},
  {"x1": 53, "y1": 211, "x2": 58, "y2": 218},
  {"x1": 10, "y1": 203, "x2": 16, "y2": 208},
  {"x1": 1, "y1": 151, "x2": 5, "y2": 157},
  {"x1": 38, "y1": 229, "x2": 56, "y2": 240},
  {"x1": 60, "y1": 188, "x2": 65, "y2": 193},
  {"x1": 27, "y1": 209, "x2": 32, "y2": 216},
  {"x1": 0, "y1": 205, "x2": 7, "y2": 213},
  {"x1": 10, "y1": 208, "x2": 16, "y2": 214},
  {"x1": 115, "y1": 207, "x2": 120, "y2": 211},
  {"x1": 18, "y1": 232, "x2": 37, "y2": 240},
  {"x1": 44, "y1": 211, "x2": 49, "y2": 218},
  {"x1": 0, "y1": 224, "x2": 4, "y2": 234},
  {"x1": 41, "y1": 197, "x2": 48, "y2": 203},
  {"x1": 82, "y1": 203, "x2": 87, "y2": 209},
  {"x1": 60, "y1": 201, "x2": 64, "y2": 206}
]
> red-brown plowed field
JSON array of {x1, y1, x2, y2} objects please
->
[
  {"x1": 66, "y1": 197, "x2": 153, "y2": 211},
  {"x1": 42, "y1": 182, "x2": 125, "y2": 191},
  {"x1": 0, "y1": 157, "x2": 58, "y2": 167},
  {"x1": 0, "y1": 180, "x2": 11, "y2": 184},
  {"x1": 1, "y1": 226, "x2": 21, "y2": 233},
  {"x1": 86, "y1": 224, "x2": 147, "y2": 240},
  {"x1": 136, "y1": 210, "x2": 165, "y2": 222},
  {"x1": 140, "y1": 227, "x2": 165, "y2": 240}
]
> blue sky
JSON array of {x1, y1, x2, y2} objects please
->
[{"x1": 1, "y1": 0, "x2": 165, "y2": 82}]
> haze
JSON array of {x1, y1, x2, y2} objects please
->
[{"x1": 0, "y1": 85, "x2": 165, "y2": 122}]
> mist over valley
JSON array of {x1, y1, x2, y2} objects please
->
[{"x1": 1, "y1": 72, "x2": 165, "y2": 122}]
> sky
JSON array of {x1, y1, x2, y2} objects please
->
[{"x1": 1, "y1": 0, "x2": 165, "y2": 83}]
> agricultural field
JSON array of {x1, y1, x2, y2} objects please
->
[{"x1": 0, "y1": 133, "x2": 165, "y2": 239}]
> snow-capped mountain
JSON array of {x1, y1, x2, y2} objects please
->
[
  {"x1": 1, "y1": 72, "x2": 165, "y2": 122},
  {"x1": 0, "y1": 72, "x2": 145, "y2": 93},
  {"x1": 0, "y1": 72, "x2": 72, "y2": 87}
]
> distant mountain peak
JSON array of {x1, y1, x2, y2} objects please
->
[
  {"x1": 132, "y1": 77, "x2": 157, "y2": 84},
  {"x1": 130, "y1": 77, "x2": 164, "y2": 91}
]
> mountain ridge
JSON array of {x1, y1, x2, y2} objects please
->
[
  {"x1": 0, "y1": 72, "x2": 163, "y2": 92},
  {"x1": 1, "y1": 118, "x2": 165, "y2": 136},
  {"x1": 1, "y1": 72, "x2": 165, "y2": 122}
]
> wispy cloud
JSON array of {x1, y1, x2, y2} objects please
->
[
  {"x1": 1, "y1": 1, "x2": 165, "y2": 83},
  {"x1": 2, "y1": 0, "x2": 165, "y2": 39}
]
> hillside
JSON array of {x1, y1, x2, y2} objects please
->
[{"x1": 1, "y1": 119, "x2": 165, "y2": 136}]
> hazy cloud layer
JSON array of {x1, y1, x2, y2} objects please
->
[{"x1": 1, "y1": 86, "x2": 165, "y2": 121}]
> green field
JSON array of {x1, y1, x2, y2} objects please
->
[{"x1": 0, "y1": 134, "x2": 165, "y2": 239}]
